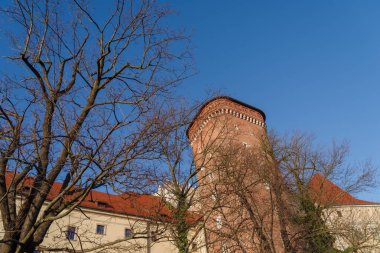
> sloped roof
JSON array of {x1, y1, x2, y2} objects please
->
[
  {"x1": 5, "y1": 172, "x2": 201, "y2": 223},
  {"x1": 308, "y1": 173, "x2": 378, "y2": 206}
]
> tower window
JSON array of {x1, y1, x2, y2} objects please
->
[
  {"x1": 222, "y1": 243, "x2": 230, "y2": 253},
  {"x1": 208, "y1": 172, "x2": 214, "y2": 182},
  {"x1": 211, "y1": 189, "x2": 218, "y2": 201},
  {"x1": 216, "y1": 215, "x2": 222, "y2": 229}
]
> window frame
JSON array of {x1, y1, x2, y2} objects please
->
[
  {"x1": 191, "y1": 242, "x2": 198, "y2": 251},
  {"x1": 216, "y1": 215, "x2": 222, "y2": 229},
  {"x1": 96, "y1": 224, "x2": 106, "y2": 235},
  {"x1": 66, "y1": 226, "x2": 76, "y2": 241},
  {"x1": 150, "y1": 231, "x2": 158, "y2": 242},
  {"x1": 124, "y1": 228, "x2": 134, "y2": 238},
  {"x1": 95, "y1": 201, "x2": 108, "y2": 208}
]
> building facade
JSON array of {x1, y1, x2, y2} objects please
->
[
  {"x1": 310, "y1": 173, "x2": 380, "y2": 253},
  {"x1": 0, "y1": 173, "x2": 207, "y2": 253}
]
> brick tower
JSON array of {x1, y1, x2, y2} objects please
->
[{"x1": 188, "y1": 96, "x2": 299, "y2": 253}]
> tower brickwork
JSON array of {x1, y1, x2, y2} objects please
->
[{"x1": 188, "y1": 96, "x2": 301, "y2": 253}]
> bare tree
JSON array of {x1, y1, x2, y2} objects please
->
[
  {"x1": 326, "y1": 205, "x2": 380, "y2": 253},
  {"x1": 151, "y1": 103, "x2": 223, "y2": 253},
  {"x1": 265, "y1": 131, "x2": 376, "y2": 253},
  {"x1": 203, "y1": 141, "x2": 303, "y2": 253},
  {"x1": 199, "y1": 129, "x2": 376, "y2": 253},
  {"x1": 142, "y1": 100, "x2": 277, "y2": 253},
  {"x1": 0, "y1": 0, "x2": 191, "y2": 252},
  {"x1": 180, "y1": 96, "x2": 303, "y2": 253}
]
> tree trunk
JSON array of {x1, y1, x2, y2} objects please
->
[{"x1": 0, "y1": 235, "x2": 18, "y2": 253}]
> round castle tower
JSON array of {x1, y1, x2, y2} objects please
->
[
  {"x1": 187, "y1": 96, "x2": 266, "y2": 148},
  {"x1": 187, "y1": 96, "x2": 302, "y2": 253},
  {"x1": 187, "y1": 96, "x2": 279, "y2": 253}
]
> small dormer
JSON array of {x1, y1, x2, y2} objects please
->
[
  {"x1": 95, "y1": 200, "x2": 108, "y2": 208},
  {"x1": 18, "y1": 186, "x2": 31, "y2": 196}
]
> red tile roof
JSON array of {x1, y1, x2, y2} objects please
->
[
  {"x1": 308, "y1": 173, "x2": 378, "y2": 206},
  {"x1": 5, "y1": 172, "x2": 201, "y2": 224}
]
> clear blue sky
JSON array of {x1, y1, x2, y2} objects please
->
[
  {"x1": 167, "y1": 1, "x2": 380, "y2": 201},
  {"x1": 1, "y1": 1, "x2": 379, "y2": 201}
]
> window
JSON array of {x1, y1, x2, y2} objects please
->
[
  {"x1": 66, "y1": 226, "x2": 76, "y2": 240},
  {"x1": 222, "y1": 243, "x2": 230, "y2": 253},
  {"x1": 96, "y1": 201, "x2": 107, "y2": 208},
  {"x1": 216, "y1": 215, "x2": 222, "y2": 229},
  {"x1": 21, "y1": 186, "x2": 30, "y2": 194},
  {"x1": 151, "y1": 231, "x2": 158, "y2": 242},
  {"x1": 159, "y1": 213, "x2": 168, "y2": 219},
  {"x1": 124, "y1": 228, "x2": 134, "y2": 238},
  {"x1": 208, "y1": 172, "x2": 214, "y2": 182},
  {"x1": 18, "y1": 186, "x2": 31, "y2": 196},
  {"x1": 96, "y1": 224, "x2": 106, "y2": 235},
  {"x1": 263, "y1": 182, "x2": 270, "y2": 190},
  {"x1": 336, "y1": 210, "x2": 342, "y2": 217},
  {"x1": 367, "y1": 223, "x2": 380, "y2": 239},
  {"x1": 191, "y1": 242, "x2": 198, "y2": 251},
  {"x1": 211, "y1": 190, "x2": 218, "y2": 201}
]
